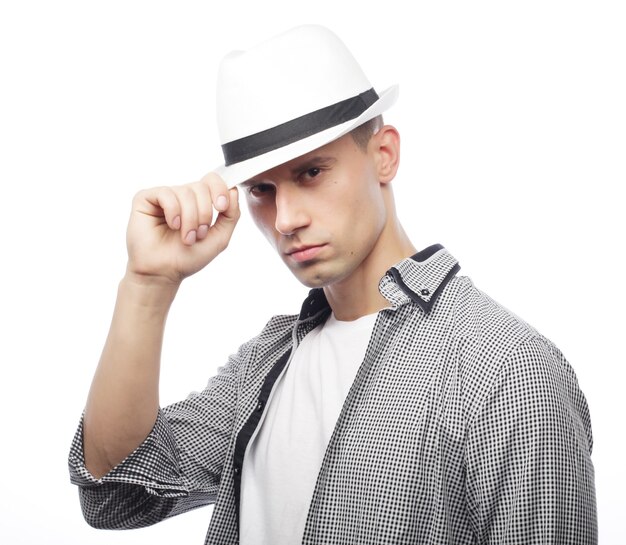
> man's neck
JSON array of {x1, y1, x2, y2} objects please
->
[{"x1": 323, "y1": 221, "x2": 416, "y2": 321}]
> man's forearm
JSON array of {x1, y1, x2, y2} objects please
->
[{"x1": 83, "y1": 273, "x2": 179, "y2": 478}]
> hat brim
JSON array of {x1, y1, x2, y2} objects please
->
[{"x1": 214, "y1": 84, "x2": 399, "y2": 188}]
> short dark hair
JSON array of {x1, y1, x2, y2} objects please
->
[{"x1": 350, "y1": 115, "x2": 384, "y2": 151}]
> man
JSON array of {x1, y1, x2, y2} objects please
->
[{"x1": 69, "y1": 25, "x2": 597, "y2": 544}]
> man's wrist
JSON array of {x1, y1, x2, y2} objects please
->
[{"x1": 119, "y1": 271, "x2": 180, "y2": 310}]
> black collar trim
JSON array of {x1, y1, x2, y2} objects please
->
[
  {"x1": 388, "y1": 261, "x2": 460, "y2": 314},
  {"x1": 298, "y1": 288, "x2": 329, "y2": 321},
  {"x1": 411, "y1": 243, "x2": 445, "y2": 262}
]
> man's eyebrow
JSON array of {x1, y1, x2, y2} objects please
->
[
  {"x1": 239, "y1": 156, "x2": 337, "y2": 186},
  {"x1": 290, "y1": 156, "x2": 336, "y2": 175}
]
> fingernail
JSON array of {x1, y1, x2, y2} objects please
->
[
  {"x1": 216, "y1": 195, "x2": 228, "y2": 210},
  {"x1": 184, "y1": 230, "x2": 197, "y2": 245},
  {"x1": 172, "y1": 216, "x2": 181, "y2": 230},
  {"x1": 197, "y1": 224, "x2": 209, "y2": 240}
]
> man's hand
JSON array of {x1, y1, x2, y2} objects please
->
[{"x1": 126, "y1": 172, "x2": 240, "y2": 286}]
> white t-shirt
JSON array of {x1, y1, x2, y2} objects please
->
[{"x1": 239, "y1": 311, "x2": 378, "y2": 545}]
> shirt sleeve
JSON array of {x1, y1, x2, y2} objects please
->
[
  {"x1": 464, "y1": 336, "x2": 597, "y2": 544},
  {"x1": 68, "y1": 339, "x2": 251, "y2": 530}
]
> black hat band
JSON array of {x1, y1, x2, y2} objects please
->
[{"x1": 222, "y1": 88, "x2": 379, "y2": 166}]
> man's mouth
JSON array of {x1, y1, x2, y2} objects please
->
[{"x1": 285, "y1": 244, "x2": 327, "y2": 263}]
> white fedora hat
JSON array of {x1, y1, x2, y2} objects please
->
[{"x1": 213, "y1": 25, "x2": 399, "y2": 188}]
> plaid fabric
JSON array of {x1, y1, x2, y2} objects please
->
[{"x1": 68, "y1": 244, "x2": 597, "y2": 544}]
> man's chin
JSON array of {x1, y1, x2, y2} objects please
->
[
  {"x1": 299, "y1": 278, "x2": 331, "y2": 289},
  {"x1": 292, "y1": 272, "x2": 331, "y2": 289},
  {"x1": 287, "y1": 261, "x2": 348, "y2": 290}
]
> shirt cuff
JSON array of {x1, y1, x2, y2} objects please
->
[{"x1": 68, "y1": 409, "x2": 188, "y2": 498}]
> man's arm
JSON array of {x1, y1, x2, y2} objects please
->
[
  {"x1": 465, "y1": 336, "x2": 597, "y2": 544},
  {"x1": 70, "y1": 339, "x2": 251, "y2": 529},
  {"x1": 82, "y1": 174, "x2": 240, "y2": 478}
]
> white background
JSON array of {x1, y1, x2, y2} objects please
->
[{"x1": 1, "y1": 1, "x2": 624, "y2": 543}]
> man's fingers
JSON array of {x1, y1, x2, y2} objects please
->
[
  {"x1": 223, "y1": 186, "x2": 240, "y2": 221},
  {"x1": 138, "y1": 186, "x2": 182, "y2": 231},
  {"x1": 210, "y1": 187, "x2": 240, "y2": 249},
  {"x1": 134, "y1": 174, "x2": 235, "y2": 248},
  {"x1": 191, "y1": 181, "x2": 213, "y2": 241},
  {"x1": 174, "y1": 184, "x2": 200, "y2": 245},
  {"x1": 200, "y1": 172, "x2": 230, "y2": 214}
]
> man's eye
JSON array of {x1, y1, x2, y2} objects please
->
[
  {"x1": 301, "y1": 167, "x2": 321, "y2": 180},
  {"x1": 248, "y1": 183, "x2": 274, "y2": 196}
]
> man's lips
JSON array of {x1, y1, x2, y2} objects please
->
[{"x1": 285, "y1": 244, "x2": 327, "y2": 263}]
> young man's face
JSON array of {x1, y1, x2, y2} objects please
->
[{"x1": 242, "y1": 130, "x2": 390, "y2": 289}]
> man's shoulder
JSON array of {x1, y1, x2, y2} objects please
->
[
  {"x1": 450, "y1": 274, "x2": 541, "y2": 346},
  {"x1": 445, "y1": 275, "x2": 576, "y2": 410},
  {"x1": 454, "y1": 276, "x2": 539, "y2": 338},
  {"x1": 447, "y1": 274, "x2": 561, "y2": 378}
]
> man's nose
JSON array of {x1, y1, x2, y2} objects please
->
[{"x1": 274, "y1": 185, "x2": 311, "y2": 235}]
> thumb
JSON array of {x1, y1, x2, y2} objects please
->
[{"x1": 208, "y1": 186, "x2": 240, "y2": 245}]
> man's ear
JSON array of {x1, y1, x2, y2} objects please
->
[{"x1": 372, "y1": 125, "x2": 400, "y2": 184}]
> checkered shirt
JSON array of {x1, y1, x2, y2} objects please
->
[{"x1": 68, "y1": 244, "x2": 597, "y2": 544}]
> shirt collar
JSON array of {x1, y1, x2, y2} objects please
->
[
  {"x1": 298, "y1": 243, "x2": 460, "y2": 320},
  {"x1": 379, "y1": 243, "x2": 460, "y2": 313}
]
